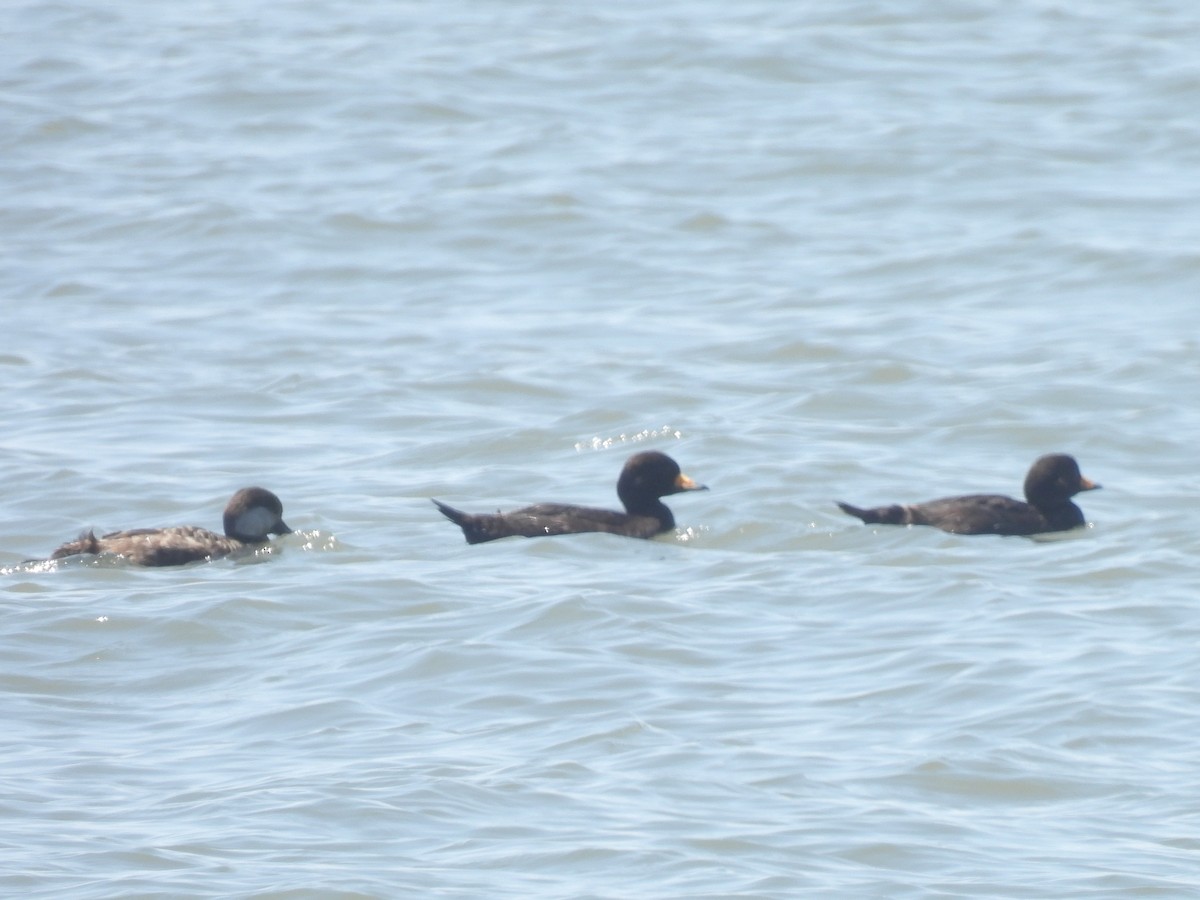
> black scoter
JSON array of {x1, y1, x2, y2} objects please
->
[
  {"x1": 49, "y1": 486, "x2": 292, "y2": 566},
  {"x1": 433, "y1": 450, "x2": 707, "y2": 544},
  {"x1": 836, "y1": 453, "x2": 1099, "y2": 536}
]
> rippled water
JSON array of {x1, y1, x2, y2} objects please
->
[{"x1": 5, "y1": 1, "x2": 1200, "y2": 896}]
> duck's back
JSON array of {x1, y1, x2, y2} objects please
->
[
  {"x1": 905, "y1": 494, "x2": 1053, "y2": 535},
  {"x1": 839, "y1": 492, "x2": 1086, "y2": 536},
  {"x1": 52, "y1": 525, "x2": 244, "y2": 566},
  {"x1": 433, "y1": 500, "x2": 668, "y2": 544}
]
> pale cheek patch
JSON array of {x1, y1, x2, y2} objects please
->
[{"x1": 234, "y1": 507, "x2": 278, "y2": 537}]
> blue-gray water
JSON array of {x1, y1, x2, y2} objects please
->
[{"x1": 4, "y1": 1, "x2": 1200, "y2": 896}]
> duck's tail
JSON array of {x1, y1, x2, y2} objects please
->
[
  {"x1": 432, "y1": 499, "x2": 496, "y2": 544},
  {"x1": 835, "y1": 502, "x2": 907, "y2": 525},
  {"x1": 49, "y1": 529, "x2": 101, "y2": 560},
  {"x1": 431, "y1": 499, "x2": 469, "y2": 526}
]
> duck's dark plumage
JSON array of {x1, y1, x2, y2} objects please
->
[
  {"x1": 433, "y1": 450, "x2": 707, "y2": 544},
  {"x1": 48, "y1": 486, "x2": 292, "y2": 566},
  {"x1": 836, "y1": 453, "x2": 1099, "y2": 536}
]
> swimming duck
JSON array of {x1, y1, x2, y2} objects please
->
[
  {"x1": 433, "y1": 450, "x2": 707, "y2": 544},
  {"x1": 836, "y1": 453, "x2": 1099, "y2": 536},
  {"x1": 49, "y1": 486, "x2": 292, "y2": 566}
]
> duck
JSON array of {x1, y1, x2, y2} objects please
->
[
  {"x1": 433, "y1": 450, "x2": 707, "y2": 544},
  {"x1": 836, "y1": 453, "x2": 1099, "y2": 536},
  {"x1": 48, "y1": 486, "x2": 292, "y2": 566}
]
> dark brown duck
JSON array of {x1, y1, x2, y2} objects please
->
[
  {"x1": 49, "y1": 486, "x2": 292, "y2": 566},
  {"x1": 433, "y1": 450, "x2": 707, "y2": 544},
  {"x1": 836, "y1": 453, "x2": 1099, "y2": 536}
]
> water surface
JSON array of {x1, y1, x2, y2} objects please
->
[{"x1": 4, "y1": 1, "x2": 1200, "y2": 896}]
